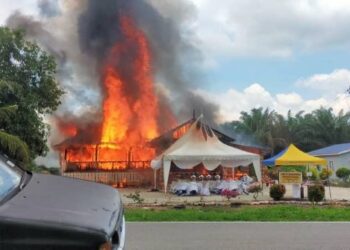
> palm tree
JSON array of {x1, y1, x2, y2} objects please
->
[
  {"x1": 334, "y1": 109, "x2": 350, "y2": 143},
  {"x1": 272, "y1": 108, "x2": 350, "y2": 152},
  {"x1": 231, "y1": 107, "x2": 278, "y2": 153},
  {"x1": 224, "y1": 107, "x2": 350, "y2": 154}
]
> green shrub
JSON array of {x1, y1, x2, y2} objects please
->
[
  {"x1": 269, "y1": 184, "x2": 286, "y2": 201},
  {"x1": 308, "y1": 185, "x2": 325, "y2": 203},
  {"x1": 309, "y1": 167, "x2": 319, "y2": 180},
  {"x1": 336, "y1": 168, "x2": 350, "y2": 182},
  {"x1": 319, "y1": 168, "x2": 333, "y2": 180}
]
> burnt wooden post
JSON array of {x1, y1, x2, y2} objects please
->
[{"x1": 95, "y1": 144, "x2": 99, "y2": 170}]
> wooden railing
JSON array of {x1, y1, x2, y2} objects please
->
[
  {"x1": 65, "y1": 160, "x2": 151, "y2": 172},
  {"x1": 63, "y1": 169, "x2": 154, "y2": 187}
]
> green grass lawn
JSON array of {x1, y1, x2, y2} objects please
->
[{"x1": 125, "y1": 205, "x2": 350, "y2": 221}]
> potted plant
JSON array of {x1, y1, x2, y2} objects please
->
[{"x1": 269, "y1": 184, "x2": 286, "y2": 201}]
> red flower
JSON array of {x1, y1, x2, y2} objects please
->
[{"x1": 221, "y1": 189, "x2": 240, "y2": 200}]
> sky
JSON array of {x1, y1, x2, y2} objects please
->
[{"x1": 1, "y1": 0, "x2": 350, "y2": 122}]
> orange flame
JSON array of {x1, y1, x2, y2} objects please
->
[
  {"x1": 62, "y1": 15, "x2": 176, "y2": 171},
  {"x1": 101, "y1": 16, "x2": 159, "y2": 145},
  {"x1": 58, "y1": 122, "x2": 78, "y2": 138},
  {"x1": 99, "y1": 16, "x2": 160, "y2": 167},
  {"x1": 173, "y1": 123, "x2": 192, "y2": 139}
]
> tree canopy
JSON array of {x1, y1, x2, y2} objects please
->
[
  {"x1": 0, "y1": 104, "x2": 30, "y2": 164},
  {"x1": 0, "y1": 27, "x2": 64, "y2": 159},
  {"x1": 223, "y1": 107, "x2": 350, "y2": 154}
]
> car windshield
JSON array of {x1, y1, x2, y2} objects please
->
[{"x1": 0, "y1": 157, "x2": 22, "y2": 201}]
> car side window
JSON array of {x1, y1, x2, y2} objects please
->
[{"x1": 0, "y1": 159, "x2": 21, "y2": 201}]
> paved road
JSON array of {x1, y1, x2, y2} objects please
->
[{"x1": 126, "y1": 222, "x2": 350, "y2": 250}]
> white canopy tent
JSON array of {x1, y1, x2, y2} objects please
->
[{"x1": 151, "y1": 116, "x2": 261, "y2": 192}]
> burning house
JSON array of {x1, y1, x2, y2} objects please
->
[
  {"x1": 56, "y1": 114, "x2": 266, "y2": 188},
  {"x1": 46, "y1": 0, "x2": 231, "y2": 188},
  {"x1": 54, "y1": 12, "x2": 175, "y2": 187},
  {"x1": 7, "y1": 0, "x2": 267, "y2": 187}
]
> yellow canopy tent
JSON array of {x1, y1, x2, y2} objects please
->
[
  {"x1": 275, "y1": 144, "x2": 327, "y2": 166},
  {"x1": 264, "y1": 144, "x2": 329, "y2": 200}
]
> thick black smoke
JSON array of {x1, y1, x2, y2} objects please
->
[
  {"x1": 6, "y1": 1, "x2": 103, "y2": 147},
  {"x1": 7, "y1": 0, "x2": 220, "y2": 139},
  {"x1": 6, "y1": 2, "x2": 102, "y2": 115},
  {"x1": 78, "y1": 0, "x2": 123, "y2": 61},
  {"x1": 78, "y1": 0, "x2": 219, "y2": 123}
]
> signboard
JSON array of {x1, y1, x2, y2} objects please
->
[{"x1": 279, "y1": 172, "x2": 302, "y2": 184}]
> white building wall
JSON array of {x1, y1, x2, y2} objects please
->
[{"x1": 320, "y1": 152, "x2": 350, "y2": 177}]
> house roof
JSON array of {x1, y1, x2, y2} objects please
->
[
  {"x1": 309, "y1": 143, "x2": 350, "y2": 156},
  {"x1": 55, "y1": 117, "x2": 236, "y2": 151},
  {"x1": 149, "y1": 117, "x2": 236, "y2": 148}
]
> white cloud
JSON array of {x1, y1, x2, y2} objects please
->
[
  {"x1": 196, "y1": 69, "x2": 350, "y2": 123},
  {"x1": 296, "y1": 69, "x2": 350, "y2": 96},
  {"x1": 276, "y1": 93, "x2": 303, "y2": 106},
  {"x1": 195, "y1": 83, "x2": 277, "y2": 122},
  {"x1": 192, "y1": 0, "x2": 350, "y2": 59}
]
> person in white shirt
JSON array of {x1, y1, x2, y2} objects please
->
[
  {"x1": 200, "y1": 175, "x2": 211, "y2": 196},
  {"x1": 176, "y1": 181, "x2": 189, "y2": 196},
  {"x1": 187, "y1": 174, "x2": 199, "y2": 195}
]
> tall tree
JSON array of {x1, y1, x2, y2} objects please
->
[
  {"x1": 0, "y1": 27, "x2": 64, "y2": 158},
  {"x1": 226, "y1": 107, "x2": 350, "y2": 154},
  {"x1": 230, "y1": 108, "x2": 278, "y2": 152},
  {"x1": 298, "y1": 108, "x2": 350, "y2": 151},
  {"x1": 0, "y1": 104, "x2": 30, "y2": 164}
]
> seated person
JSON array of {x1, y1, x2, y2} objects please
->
[
  {"x1": 175, "y1": 181, "x2": 189, "y2": 196},
  {"x1": 228, "y1": 180, "x2": 240, "y2": 191},
  {"x1": 171, "y1": 175, "x2": 189, "y2": 195},
  {"x1": 200, "y1": 181, "x2": 210, "y2": 196},
  {"x1": 241, "y1": 174, "x2": 253, "y2": 184},
  {"x1": 186, "y1": 174, "x2": 199, "y2": 196},
  {"x1": 210, "y1": 173, "x2": 223, "y2": 194},
  {"x1": 197, "y1": 175, "x2": 204, "y2": 192}
]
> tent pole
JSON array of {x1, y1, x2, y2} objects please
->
[
  {"x1": 153, "y1": 169, "x2": 157, "y2": 190},
  {"x1": 327, "y1": 164, "x2": 332, "y2": 201}
]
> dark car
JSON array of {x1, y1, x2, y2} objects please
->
[{"x1": 0, "y1": 154, "x2": 125, "y2": 250}]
